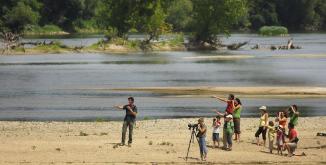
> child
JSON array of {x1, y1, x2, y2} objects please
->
[
  {"x1": 212, "y1": 116, "x2": 221, "y2": 148},
  {"x1": 225, "y1": 114, "x2": 234, "y2": 151},
  {"x1": 276, "y1": 125, "x2": 285, "y2": 155},
  {"x1": 266, "y1": 121, "x2": 276, "y2": 153}
]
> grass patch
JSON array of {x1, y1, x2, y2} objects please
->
[
  {"x1": 259, "y1": 26, "x2": 288, "y2": 36},
  {"x1": 159, "y1": 141, "x2": 174, "y2": 146},
  {"x1": 24, "y1": 25, "x2": 68, "y2": 35},
  {"x1": 79, "y1": 131, "x2": 88, "y2": 136},
  {"x1": 32, "y1": 41, "x2": 71, "y2": 53}
]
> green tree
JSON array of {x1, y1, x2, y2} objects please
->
[
  {"x1": 166, "y1": 0, "x2": 193, "y2": 31},
  {"x1": 1, "y1": 0, "x2": 40, "y2": 33},
  {"x1": 276, "y1": 0, "x2": 322, "y2": 31},
  {"x1": 248, "y1": 0, "x2": 279, "y2": 30},
  {"x1": 96, "y1": 0, "x2": 140, "y2": 38},
  {"x1": 190, "y1": 0, "x2": 247, "y2": 44},
  {"x1": 136, "y1": 0, "x2": 171, "y2": 42}
]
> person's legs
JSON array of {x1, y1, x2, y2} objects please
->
[
  {"x1": 286, "y1": 143, "x2": 297, "y2": 157},
  {"x1": 223, "y1": 128, "x2": 228, "y2": 149},
  {"x1": 121, "y1": 121, "x2": 128, "y2": 145},
  {"x1": 234, "y1": 118, "x2": 241, "y2": 142},
  {"x1": 226, "y1": 133, "x2": 233, "y2": 150},
  {"x1": 255, "y1": 127, "x2": 263, "y2": 145},
  {"x1": 200, "y1": 137, "x2": 208, "y2": 160},
  {"x1": 128, "y1": 121, "x2": 134, "y2": 145},
  {"x1": 212, "y1": 133, "x2": 216, "y2": 148},
  {"x1": 262, "y1": 128, "x2": 267, "y2": 146},
  {"x1": 198, "y1": 137, "x2": 204, "y2": 159},
  {"x1": 217, "y1": 133, "x2": 220, "y2": 148},
  {"x1": 268, "y1": 138, "x2": 274, "y2": 153}
]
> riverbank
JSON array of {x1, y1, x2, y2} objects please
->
[
  {"x1": 110, "y1": 86, "x2": 326, "y2": 98},
  {"x1": 0, "y1": 117, "x2": 325, "y2": 164}
]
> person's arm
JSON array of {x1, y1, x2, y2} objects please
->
[
  {"x1": 234, "y1": 104, "x2": 241, "y2": 111},
  {"x1": 114, "y1": 105, "x2": 124, "y2": 110},
  {"x1": 289, "y1": 107, "x2": 299, "y2": 118},
  {"x1": 212, "y1": 95, "x2": 227, "y2": 102},
  {"x1": 214, "y1": 110, "x2": 225, "y2": 117},
  {"x1": 264, "y1": 113, "x2": 269, "y2": 129},
  {"x1": 198, "y1": 125, "x2": 206, "y2": 133},
  {"x1": 126, "y1": 106, "x2": 137, "y2": 116}
]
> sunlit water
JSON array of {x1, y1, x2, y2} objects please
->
[{"x1": 0, "y1": 34, "x2": 326, "y2": 121}]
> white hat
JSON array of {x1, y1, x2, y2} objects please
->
[
  {"x1": 259, "y1": 106, "x2": 267, "y2": 111},
  {"x1": 226, "y1": 114, "x2": 233, "y2": 119}
]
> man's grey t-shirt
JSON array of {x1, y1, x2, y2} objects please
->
[{"x1": 123, "y1": 105, "x2": 137, "y2": 122}]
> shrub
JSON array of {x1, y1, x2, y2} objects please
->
[
  {"x1": 259, "y1": 26, "x2": 288, "y2": 36},
  {"x1": 24, "y1": 24, "x2": 64, "y2": 35}
]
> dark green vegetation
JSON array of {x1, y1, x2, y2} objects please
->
[
  {"x1": 1, "y1": 0, "x2": 326, "y2": 52},
  {"x1": 1, "y1": 0, "x2": 326, "y2": 35}
]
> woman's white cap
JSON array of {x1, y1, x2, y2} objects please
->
[{"x1": 259, "y1": 106, "x2": 267, "y2": 110}]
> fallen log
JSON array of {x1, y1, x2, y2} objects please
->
[{"x1": 220, "y1": 41, "x2": 249, "y2": 50}]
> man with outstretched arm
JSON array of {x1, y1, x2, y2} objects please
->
[{"x1": 115, "y1": 97, "x2": 138, "y2": 147}]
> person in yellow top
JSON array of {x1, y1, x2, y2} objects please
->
[
  {"x1": 255, "y1": 106, "x2": 269, "y2": 146},
  {"x1": 266, "y1": 121, "x2": 276, "y2": 153}
]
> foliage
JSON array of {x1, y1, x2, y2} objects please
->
[
  {"x1": 166, "y1": 0, "x2": 193, "y2": 31},
  {"x1": 247, "y1": 0, "x2": 326, "y2": 31},
  {"x1": 24, "y1": 25, "x2": 63, "y2": 34},
  {"x1": 2, "y1": 0, "x2": 326, "y2": 38},
  {"x1": 1, "y1": 1, "x2": 41, "y2": 33},
  {"x1": 95, "y1": 0, "x2": 138, "y2": 38},
  {"x1": 138, "y1": 0, "x2": 172, "y2": 42},
  {"x1": 248, "y1": 0, "x2": 279, "y2": 30},
  {"x1": 190, "y1": 0, "x2": 247, "y2": 44},
  {"x1": 259, "y1": 26, "x2": 288, "y2": 36}
]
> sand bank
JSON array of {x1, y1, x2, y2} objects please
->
[
  {"x1": 0, "y1": 117, "x2": 325, "y2": 164},
  {"x1": 111, "y1": 86, "x2": 326, "y2": 98}
]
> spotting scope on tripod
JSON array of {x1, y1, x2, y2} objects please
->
[{"x1": 185, "y1": 123, "x2": 199, "y2": 161}]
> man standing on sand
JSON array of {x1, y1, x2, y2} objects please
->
[{"x1": 115, "y1": 97, "x2": 138, "y2": 146}]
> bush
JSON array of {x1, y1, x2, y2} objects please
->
[
  {"x1": 259, "y1": 26, "x2": 288, "y2": 36},
  {"x1": 24, "y1": 24, "x2": 64, "y2": 35}
]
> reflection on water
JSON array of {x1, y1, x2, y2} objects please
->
[{"x1": 0, "y1": 34, "x2": 326, "y2": 120}]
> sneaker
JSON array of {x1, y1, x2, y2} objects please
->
[{"x1": 119, "y1": 143, "x2": 125, "y2": 146}]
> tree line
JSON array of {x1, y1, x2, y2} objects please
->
[{"x1": 0, "y1": 0, "x2": 326, "y2": 43}]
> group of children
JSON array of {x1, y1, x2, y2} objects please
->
[{"x1": 265, "y1": 106, "x2": 300, "y2": 156}]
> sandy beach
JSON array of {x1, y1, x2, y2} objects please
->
[{"x1": 0, "y1": 117, "x2": 325, "y2": 164}]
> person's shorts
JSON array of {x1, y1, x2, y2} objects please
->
[
  {"x1": 212, "y1": 133, "x2": 220, "y2": 141},
  {"x1": 233, "y1": 118, "x2": 241, "y2": 134},
  {"x1": 287, "y1": 143, "x2": 297, "y2": 152}
]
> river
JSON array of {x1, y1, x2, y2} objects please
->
[{"x1": 0, "y1": 33, "x2": 326, "y2": 121}]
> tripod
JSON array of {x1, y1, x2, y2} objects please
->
[{"x1": 185, "y1": 127, "x2": 199, "y2": 161}]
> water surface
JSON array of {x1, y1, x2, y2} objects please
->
[{"x1": 0, "y1": 34, "x2": 326, "y2": 121}]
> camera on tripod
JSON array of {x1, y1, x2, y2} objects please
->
[{"x1": 188, "y1": 123, "x2": 198, "y2": 130}]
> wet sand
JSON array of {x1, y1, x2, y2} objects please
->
[
  {"x1": 111, "y1": 86, "x2": 326, "y2": 98},
  {"x1": 0, "y1": 117, "x2": 325, "y2": 164}
]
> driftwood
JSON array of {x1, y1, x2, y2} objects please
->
[
  {"x1": 1, "y1": 32, "x2": 21, "y2": 54},
  {"x1": 251, "y1": 39, "x2": 302, "y2": 51},
  {"x1": 219, "y1": 41, "x2": 249, "y2": 50},
  {"x1": 225, "y1": 41, "x2": 249, "y2": 50}
]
